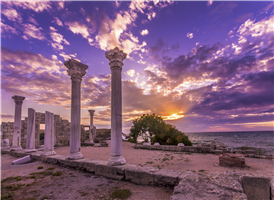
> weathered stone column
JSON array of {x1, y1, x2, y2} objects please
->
[
  {"x1": 43, "y1": 111, "x2": 56, "y2": 155},
  {"x1": 88, "y1": 110, "x2": 95, "y2": 143},
  {"x1": 105, "y1": 47, "x2": 127, "y2": 166},
  {"x1": 65, "y1": 59, "x2": 88, "y2": 160},
  {"x1": 11, "y1": 95, "x2": 25, "y2": 150},
  {"x1": 25, "y1": 108, "x2": 36, "y2": 152}
]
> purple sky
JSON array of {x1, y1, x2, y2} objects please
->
[{"x1": 1, "y1": 1, "x2": 273, "y2": 133}]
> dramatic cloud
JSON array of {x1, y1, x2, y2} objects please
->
[
  {"x1": 22, "y1": 24, "x2": 46, "y2": 40},
  {"x1": 1, "y1": 22, "x2": 19, "y2": 36},
  {"x1": 186, "y1": 32, "x2": 193, "y2": 39},
  {"x1": 49, "y1": 26, "x2": 70, "y2": 50},
  {"x1": 141, "y1": 29, "x2": 149, "y2": 36},
  {"x1": 1, "y1": 8, "x2": 22, "y2": 22},
  {"x1": 52, "y1": 17, "x2": 63, "y2": 26}
]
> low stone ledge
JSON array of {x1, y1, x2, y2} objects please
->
[
  {"x1": 169, "y1": 146, "x2": 177, "y2": 151},
  {"x1": 153, "y1": 169, "x2": 182, "y2": 186},
  {"x1": 125, "y1": 166, "x2": 159, "y2": 185},
  {"x1": 95, "y1": 162, "x2": 134, "y2": 180},
  {"x1": 161, "y1": 146, "x2": 171, "y2": 151},
  {"x1": 10, "y1": 150, "x2": 28, "y2": 157},
  {"x1": 82, "y1": 159, "x2": 101, "y2": 173},
  {"x1": 45, "y1": 155, "x2": 67, "y2": 164}
]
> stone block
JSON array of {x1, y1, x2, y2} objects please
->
[
  {"x1": 169, "y1": 146, "x2": 177, "y2": 151},
  {"x1": 95, "y1": 161, "x2": 129, "y2": 180},
  {"x1": 215, "y1": 150, "x2": 223, "y2": 155},
  {"x1": 177, "y1": 143, "x2": 185, "y2": 147},
  {"x1": 140, "y1": 145, "x2": 148, "y2": 149},
  {"x1": 150, "y1": 145, "x2": 159, "y2": 150},
  {"x1": 243, "y1": 150, "x2": 256, "y2": 154},
  {"x1": 46, "y1": 155, "x2": 67, "y2": 164},
  {"x1": 82, "y1": 159, "x2": 100, "y2": 173},
  {"x1": 29, "y1": 152, "x2": 42, "y2": 161},
  {"x1": 125, "y1": 166, "x2": 159, "y2": 185},
  {"x1": 133, "y1": 145, "x2": 140, "y2": 149},
  {"x1": 154, "y1": 142, "x2": 160, "y2": 145},
  {"x1": 153, "y1": 169, "x2": 182, "y2": 186},
  {"x1": 161, "y1": 146, "x2": 170, "y2": 151},
  {"x1": 242, "y1": 176, "x2": 271, "y2": 200},
  {"x1": 219, "y1": 153, "x2": 245, "y2": 168}
]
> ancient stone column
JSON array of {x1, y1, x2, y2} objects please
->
[
  {"x1": 43, "y1": 111, "x2": 56, "y2": 156},
  {"x1": 11, "y1": 95, "x2": 25, "y2": 150},
  {"x1": 64, "y1": 59, "x2": 88, "y2": 160},
  {"x1": 105, "y1": 47, "x2": 127, "y2": 166},
  {"x1": 88, "y1": 110, "x2": 95, "y2": 143},
  {"x1": 25, "y1": 108, "x2": 36, "y2": 152}
]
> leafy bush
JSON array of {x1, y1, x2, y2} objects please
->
[{"x1": 129, "y1": 114, "x2": 192, "y2": 146}]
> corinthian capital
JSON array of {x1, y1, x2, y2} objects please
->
[
  {"x1": 105, "y1": 47, "x2": 127, "y2": 70},
  {"x1": 88, "y1": 110, "x2": 95, "y2": 116},
  {"x1": 12, "y1": 95, "x2": 25, "y2": 105},
  {"x1": 64, "y1": 59, "x2": 88, "y2": 82}
]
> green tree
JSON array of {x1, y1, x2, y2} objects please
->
[{"x1": 129, "y1": 114, "x2": 192, "y2": 146}]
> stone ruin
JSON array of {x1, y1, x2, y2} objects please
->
[
  {"x1": 1, "y1": 47, "x2": 127, "y2": 166},
  {"x1": 1, "y1": 112, "x2": 95, "y2": 148}
]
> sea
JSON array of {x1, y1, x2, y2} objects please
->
[{"x1": 185, "y1": 131, "x2": 274, "y2": 154}]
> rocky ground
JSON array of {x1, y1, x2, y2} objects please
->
[{"x1": 1, "y1": 154, "x2": 173, "y2": 200}]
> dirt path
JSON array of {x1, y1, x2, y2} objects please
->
[{"x1": 1, "y1": 154, "x2": 173, "y2": 200}]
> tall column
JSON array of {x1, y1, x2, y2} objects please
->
[
  {"x1": 25, "y1": 108, "x2": 36, "y2": 152},
  {"x1": 88, "y1": 110, "x2": 95, "y2": 143},
  {"x1": 43, "y1": 111, "x2": 56, "y2": 156},
  {"x1": 65, "y1": 59, "x2": 88, "y2": 160},
  {"x1": 11, "y1": 95, "x2": 25, "y2": 151},
  {"x1": 105, "y1": 47, "x2": 127, "y2": 166}
]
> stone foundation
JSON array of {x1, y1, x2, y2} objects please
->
[{"x1": 219, "y1": 153, "x2": 245, "y2": 168}]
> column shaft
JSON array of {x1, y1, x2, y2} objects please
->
[
  {"x1": 26, "y1": 108, "x2": 36, "y2": 152},
  {"x1": 110, "y1": 68, "x2": 123, "y2": 157},
  {"x1": 43, "y1": 111, "x2": 56, "y2": 155},
  {"x1": 69, "y1": 81, "x2": 82, "y2": 157},
  {"x1": 11, "y1": 95, "x2": 25, "y2": 150},
  {"x1": 88, "y1": 110, "x2": 95, "y2": 143}
]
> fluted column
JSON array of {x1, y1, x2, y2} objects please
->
[
  {"x1": 88, "y1": 110, "x2": 95, "y2": 143},
  {"x1": 25, "y1": 108, "x2": 36, "y2": 152},
  {"x1": 11, "y1": 95, "x2": 25, "y2": 151},
  {"x1": 43, "y1": 111, "x2": 56, "y2": 155},
  {"x1": 105, "y1": 47, "x2": 127, "y2": 166},
  {"x1": 65, "y1": 59, "x2": 88, "y2": 160}
]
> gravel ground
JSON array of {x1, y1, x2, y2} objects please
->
[{"x1": 1, "y1": 154, "x2": 173, "y2": 200}]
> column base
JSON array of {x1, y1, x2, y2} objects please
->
[
  {"x1": 107, "y1": 155, "x2": 126, "y2": 166},
  {"x1": 10, "y1": 146, "x2": 23, "y2": 151},
  {"x1": 67, "y1": 152, "x2": 83, "y2": 160},
  {"x1": 25, "y1": 148, "x2": 37, "y2": 153},
  {"x1": 42, "y1": 150, "x2": 56, "y2": 156}
]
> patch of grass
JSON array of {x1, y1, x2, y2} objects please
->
[
  {"x1": 95, "y1": 189, "x2": 98, "y2": 192},
  {"x1": 185, "y1": 152, "x2": 192, "y2": 155},
  {"x1": 69, "y1": 173, "x2": 73, "y2": 175},
  {"x1": 146, "y1": 161, "x2": 154, "y2": 164},
  {"x1": 47, "y1": 167, "x2": 55, "y2": 170},
  {"x1": 155, "y1": 165, "x2": 161, "y2": 169},
  {"x1": 1, "y1": 176, "x2": 23, "y2": 183},
  {"x1": 41, "y1": 196, "x2": 49, "y2": 200},
  {"x1": 29, "y1": 171, "x2": 52, "y2": 176},
  {"x1": 37, "y1": 166, "x2": 44, "y2": 169},
  {"x1": 198, "y1": 170, "x2": 206, "y2": 172},
  {"x1": 97, "y1": 184, "x2": 104, "y2": 186},
  {"x1": 165, "y1": 154, "x2": 170, "y2": 156},
  {"x1": 30, "y1": 175, "x2": 36, "y2": 179},
  {"x1": 5, "y1": 183, "x2": 25, "y2": 191},
  {"x1": 52, "y1": 171, "x2": 62, "y2": 176},
  {"x1": 171, "y1": 156, "x2": 174, "y2": 160},
  {"x1": 109, "y1": 188, "x2": 131, "y2": 200},
  {"x1": 162, "y1": 157, "x2": 169, "y2": 162},
  {"x1": 81, "y1": 192, "x2": 89, "y2": 196},
  {"x1": 1, "y1": 192, "x2": 13, "y2": 200}
]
